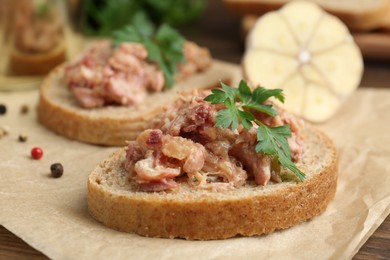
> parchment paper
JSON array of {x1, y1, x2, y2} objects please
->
[{"x1": 0, "y1": 88, "x2": 389, "y2": 260}]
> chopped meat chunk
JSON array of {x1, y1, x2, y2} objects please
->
[
  {"x1": 164, "y1": 98, "x2": 216, "y2": 137},
  {"x1": 182, "y1": 143, "x2": 206, "y2": 173},
  {"x1": 136, "y1": 129, "x2": 164, "y2": 151},
  {"x1": 71, "y1": 87, "x2": 104, "y2": 108},
  {"x1": 161, "y1": 136, "x2": 206, "y2": 174},
  {"x1": 126, "y1": 129, "x2": 207, "y2": 192},
  {"x1": 135, "y1": 151, "x2": 181, "y2": 181},
  {"x1": 137, "y1": 179, "x2": 178, "y2": 192},
  {"x1": 230, "y1": 141, "x2": 271, "y2": 186},
  {"x1": 176, "y1": 42, "x2": 211, "y2": 80},
  {"x1": 64, "y1": 40, "x2": 211, "y2": 108},
  {"x1": 201, "y1": 151, "x2": 247, "y2": 188}
]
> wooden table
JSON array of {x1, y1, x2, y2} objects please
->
[{"x1": 1, "y1": 0, "x2": 389, "y2": 258}]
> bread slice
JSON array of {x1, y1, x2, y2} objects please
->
[
  {"x1": 87, "y1": 124, "x2": 338, "y2": 240},
  {"x1": 37, "y1": 60, "x2": 239, "y2": 146},
  {"x1": 224, "y1": 0, "x2": 390, "y2": 31}
]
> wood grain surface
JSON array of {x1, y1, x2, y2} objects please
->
[{"x1": 1, "y1": 0, "x2": 389, "y2": 259}]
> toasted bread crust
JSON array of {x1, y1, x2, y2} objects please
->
[
  {"x1": 87, "y1": 124, "x2": 338, "y2": 240},
  {"x1": 37, "y1": 60, "x2": 239, "y2": 146}
]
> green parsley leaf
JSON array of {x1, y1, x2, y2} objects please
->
[
  {"x1": 252, "y1": 87, "x2": 285, "y2": 104},
  {"x1": 215, "y1": 99, "x2": 240, "y2": 131},
  {"x1": 203, "y1": 80, "x2": 305, "y2": 181},
  {"x1": 155, "y1": 24, "x2": 186, "y2": 63},
  {"x1": 237, "y1": 80, "x2": 252, "y2": 99},
  {"x1": 220, "y1": 81, "x2": 237, "y2": 103},
  {"x1": 238, "y1": 110, "x2": 255, "y2": 130},
  {"x1": 215, "y1": 108, "x2": 236, "y2": 130},
  {"x1": 256, "y1": 125, "x2": 285, "y2": 156},
  {"x1": 112, "y1": 22, "x2": 186, "y2": 88},
  {"x1": 112, "y1": 26, "x2": 142, "y2": 46},
  {"x1": 204, "y1": 89, "x2": 228, "y2": 104},
  {"x1": 143, "y1": 40, "x2": 175, "y2": 87},
  {"x1": 233, "y1": 80, "x2": 283, "y2": 117},
  {"x1": 82, "y1": 0, "x2": 205, "y2": 36},
  {"x1": 255, "y1": 124, "x2": 304, "y2": 181},
  {"x1": 278, "y1": 153, "x2": 305, "y2": 181},
  {"x1": 131, "y1": 12, "x2": 155, "y2": 38}
]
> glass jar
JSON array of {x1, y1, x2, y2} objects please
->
[{"x1": 0, "y1": 0, "x2": 84, "y2": 91}]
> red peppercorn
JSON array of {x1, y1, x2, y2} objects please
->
[{"x1": 31, "y1": 147, "x2": 43, "y2": 160}]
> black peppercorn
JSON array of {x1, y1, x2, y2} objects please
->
[
  {"x1": 20, "y1": 105, "x2": 29, "y2": 114},
  {"x1": 50, "y1": 163, "x2": 63, "y2": 178},
  {"x1": 0, "y1": 104, "x2": 6, "y2": 115},
  {"x1": 18, "y1": 134, "x2": 28, "y2": 142}
]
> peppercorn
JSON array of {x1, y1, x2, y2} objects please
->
[
  {"x1": 0, "y1": 126, "x2": 10, "y2": 138},
  {"x1": 0, "y1": 104, "x2": 6, "y2": 115},
  {"x1": 31, "y1": 147, "x2": 44, "y2": 160},
  {"x1": 50, "y1": 163, "x2": 63, "y2": 178},
  {"x1": 18, "y1": 134, "x2": 28, "y2": 142},
  {"x1": 20, "y1": 105, "x2": 29, "y2": 114}
]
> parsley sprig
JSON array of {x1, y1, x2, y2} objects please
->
[
  {"x1": 112, "y1": 16, "x2": 185, "y2": 88},
  {"x1": 204, "y1": 80, "x2": 305, "y2": 181}
]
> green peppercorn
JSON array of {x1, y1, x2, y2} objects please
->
[{"x1": 50, "y1": 163, "x2": 63, "y2": 178}]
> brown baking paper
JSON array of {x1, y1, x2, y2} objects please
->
[{"x1": 0, "y1": 87, "x2": 389, "y2": 260}]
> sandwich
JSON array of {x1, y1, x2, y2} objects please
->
[
  {"x1": 37, "y1": 24, "x2": 238, "y2": 146},
  {"x1": 87, "y1": 80, "x2": 338, "y2": 240}
]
